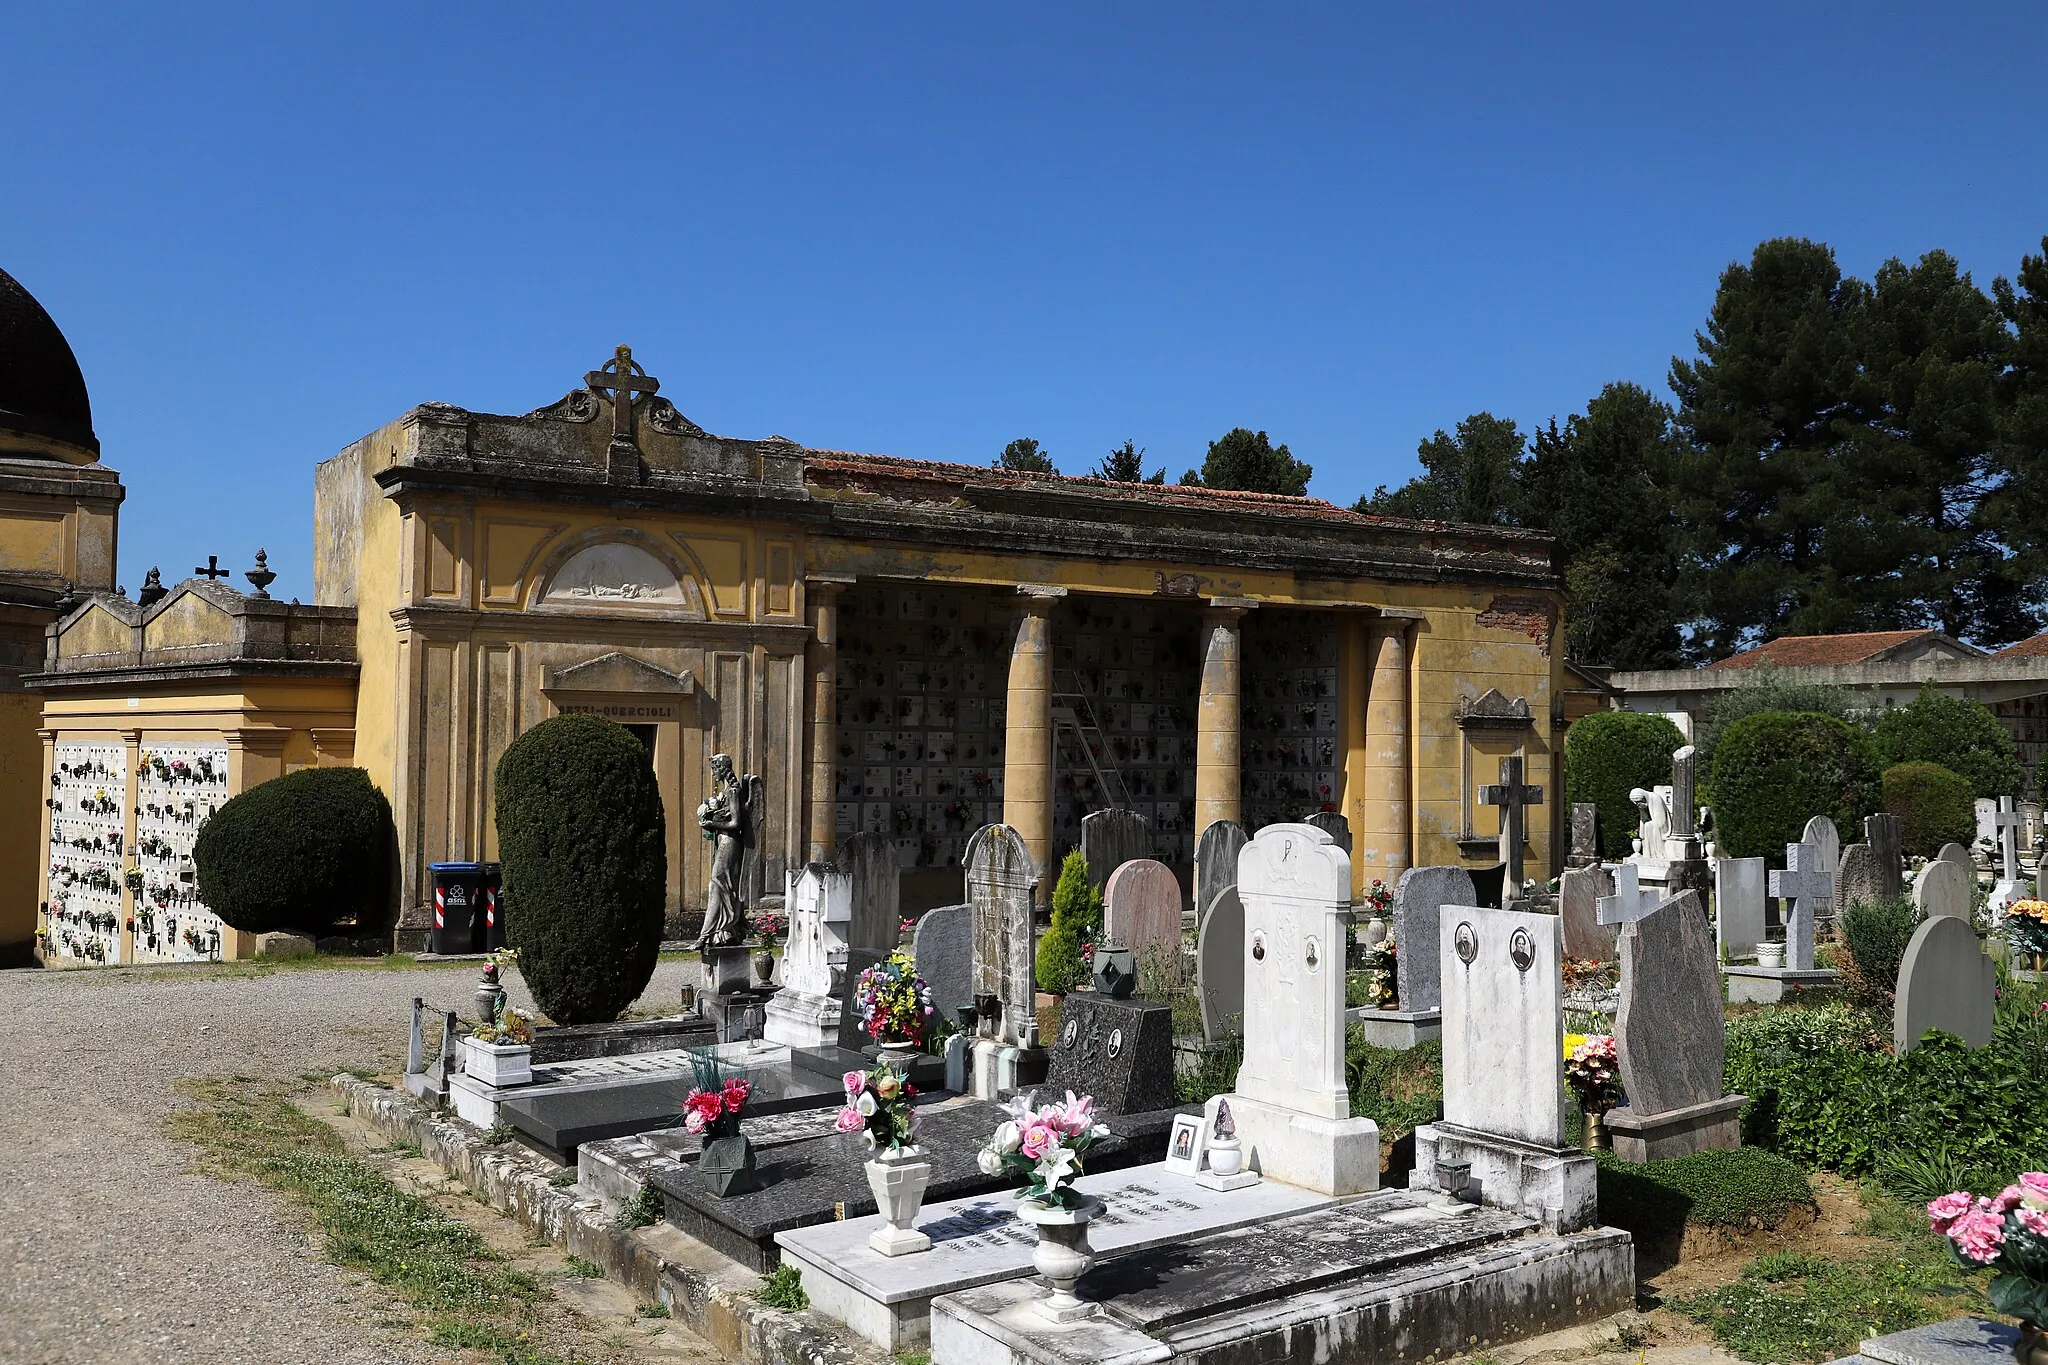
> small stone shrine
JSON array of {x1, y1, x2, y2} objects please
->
[
  {"x1": 765, "y1": 856, "x2": 855, "y2": 1049},
  {"x1": 1214, "y1": 822, "x2": 1380, "y2": 1195},
  {"x1": 1044, "y1": 992, "x2": 1176, "y2": 1115},
  {"x1": 1726, "y1": 840, "x2": 1840, "y2": 1004},
  {"x1": 1558, "y1": 863, "x2": 1617, "y2": 962},
  {"x1": 1354, "y1": 864, "x2": 1470, "y2": 1048},
  {"x1": 1606, "y1": 891, "x2": 1745, "y2": 1162},
  {"x1": 1195, "y1": 883, "x2": 1246, "y2": 1040},
  {"x1": 1080, "y1": 807, "x2": 1151, "y2": 888},
  {"x1": 1894, "y1": 915, "x2": 1996, "y2": 1054},
  {"x1": 1712, "y1": 857, "x2": 1767, "y2": 963},
  {"x1": 1102, "y1": 858, "x2": 1184, "y2": 985},
  {"x1": 1912, "y1": 858, "x2": 1973, "y2": 922},
  {"x1": 964, "y1": 823, "x2": 1045, "y2": 1098}
]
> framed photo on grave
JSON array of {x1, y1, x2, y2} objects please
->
[{"x1": 1164, "y1": 1112, "x2": 1208, "y2": 1177}]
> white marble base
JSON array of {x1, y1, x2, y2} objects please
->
[
  {"x1": 459, "y1": 1037, "x2": 533, "y2": 1088},
  {"x1": 970, "y1": 1037, "x2": 1046, "y2": 1101},
  {"x1": 1412, "y1": 1121, "x2": 1598, "y2": 1233},
  {"x1": 870, "y1": 1223, "x2": 933, "y2": 1257},
  {"x1": 762, "y1": 987, "x2": 838, "y2": 1050},
  {"x1": 1345, "y1": 1006, "x2": 1443, "y2": 1050},
  {"x1": 1212, "y1": 1092, "x2": 1380, "y2": 1197},
  {"x1": 1195, "y1": 1169, "x2": 1261, "y2": 1192},
  {"x1": 448, "y1": 1071, "x2": 508, "y2": 1129},
  {"x1": 1723, "y1": 965, "x2": 1840, "y2": 1004}
]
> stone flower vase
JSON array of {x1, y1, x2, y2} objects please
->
[
  {"x1": 864, "y1": 1145, "x2": 933, "y2": 1256},
  {"x1": 1017, "y1": 1195, "x2": 1104, "y2": 1322},
  {"x1": 1756, "y1": 939, "x2": 1787, "y2": 969},
  {"x1": 753, "y1": 947, "x2": 776, "y2": 985},
  {"x1": 699, "y1": 1133, "x2": 757, "y2": 1197},
  {"x1": 1206, "y1": 1136, "x2": 1243, "y2": 1176}
]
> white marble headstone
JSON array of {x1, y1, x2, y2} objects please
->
[
  {"x1": 1440, "y1": 903, "x2": 1566, "y2": 1147},
  {"x1": 1713, "y1": 857, "x2": 1767, "y2": 962},
  {"x1": 1236, "y1": 823, "x2": 1353, "y2": 1122},
  {"x1": 782, "y1": 861, "x2": 853, "y2": 997},
  {"x1": 1911, "y1": 858, "x2": 1973, "y2": 922},
  {"x1": 1800, "y1": 816, "x2": 1842, "y2": 886}
]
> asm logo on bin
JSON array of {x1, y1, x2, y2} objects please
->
[{"x1": 429, "y1": 863, "x2": 505, "y2": 954}]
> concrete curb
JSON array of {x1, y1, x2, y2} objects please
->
[{"x1": 330, "y1": 1075, "x2": 883, "y2": 1365}]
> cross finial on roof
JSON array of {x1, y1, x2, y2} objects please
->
[
  {"x1": 584, "y1": 344, "x2": 660, "y2": 443},
  {"x1": 193, "y1": 556, "x2": 230, "y2": 581}
]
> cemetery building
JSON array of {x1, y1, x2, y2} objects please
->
[{"x1": 30, "y1": 344, "x2": 1567, "y2": 961}]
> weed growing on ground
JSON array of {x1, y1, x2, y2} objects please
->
[
  {"x1": 547, "y1": 1168, "x2": 578, "y2": 1188},
  {"x1": 636, "y1": 1302, "x2": 670, "y2": 1319},
  {"x1": 562, "y1": 1255, "x2": 604, "y2": 1279},
  {"x1": 483, "y1": 1122, "x2": 517, "y2": 1145},
  {"x1": 758, "y1": 1264, "x2": 809, "y2": 1311},
  {"x1": 163, "y1": 1078, "x2": 576, "y2": 1365},
  {"x1": 614, "y1": 1185, "x2": 663, "y2": 1230}
]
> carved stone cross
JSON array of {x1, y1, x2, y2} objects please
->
[
  {"x1": 1479, "y1": 755, "x2": 1545, "y2": 895},
  {"x1": 1597, "y1": 861, "x2": 1664, "y2": 926},
  {"x1": 193, "y1": 556, "x2": 230, "y2": 581},
  {"x1": 584, "y1": 344, "x2": 661, "y2": 443},
  {"x1": 1994, "y1": 796, "x2": 2023, "y2": 883},
  {"x1": 1768, "y1": 841, "x2": 1833, "y2": 971}
]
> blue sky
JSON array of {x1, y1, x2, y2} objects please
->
[{"x1": 4, "y1": 3, "x2": 2045, "y2": 601}]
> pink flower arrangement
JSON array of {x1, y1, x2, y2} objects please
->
[
  {"x1": 680, "y1": 1075, "x2": 751, "y2": 1140},
  {"x1": 836, "y1": 1062, "x2": 919, "y2": 1152},
  {"x1": 1927, "y1": 1173, "x2": 2048, "y2": 1328},
  {"x1": 975, "y1": 1090, "x2": 1112, "y2": 1209}
]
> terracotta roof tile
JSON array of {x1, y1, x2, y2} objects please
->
[
  {"x1": 1707, "y1": 630, "x2": 1943, "y2": 670},
  {"x1": 1995, "y1": 631, "x2": 2048, "y2": 660}
]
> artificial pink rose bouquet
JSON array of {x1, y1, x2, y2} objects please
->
[
  {"x1": 975, "y1": 1090, "x2": 1112, "y2": 1209},
  {"x1": 1928, "y1": 1172, "x2": 2048, "y2": 1328},
  {"x1": 681, "y1": 1075, "x2": 751, "y2": 1140},
  {"x1": 835, "y1": 1063, "x2": 920, "y2": 1153}
]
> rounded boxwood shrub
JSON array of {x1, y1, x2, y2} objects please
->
[
  {"x1": 495, "y1": 715, "x2": 666, "y2": 1025},
  {"x1": 1564, "y1": 710, "x2": 1686, "y2": 859},
  {"x1": 1835, "y1": 895, "x2": 1922, "y2": 1005},
  {"x1": 1035, "y1": 850, "x2": 1101, "y2": 994},
  {"x1": 193, "y1": 766, "x2": 393, "y2": 936},
  {"x1": 1872, "y1": 679, "x2": 2022, "y2": 799},
  {"x1": 1710, "y1": 711, "x2": 1879, "y2": 860},
  {"x1": 1880, "y1": 760, "x2": 1974, "y2": 857}
]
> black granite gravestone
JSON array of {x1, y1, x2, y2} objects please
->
[
  {"x1": 1470, "y1": 861, "x2": 1507, "y2": 909},
  {"x1": 1043, "y1": 995, "x2": 1176, "y2": 1115},
  {"x1": 497, "y1": 1062, "x2": 843, "y2": 1162}
]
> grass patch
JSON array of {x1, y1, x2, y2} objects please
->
[
  {"x1": 484, "y1": 1122, "x2": 517, "y2": 1146},
  {"x1": 636, "y1": 1302, "x2": 670, "y2": 1318},
  {"x1": 1596, "y1": 1147, "x2": 1816, "y2": 1241},
  {"x1": 614, "y1": 1185, "x2": 664, "y2": 1230},
  {"x1": 547, "y1": 1168, "x2": 579, "y2": 1189},
  {"x1": 1671, "y1": 1188, "x2": 1986, "y2": 1363},
  {"x1": 1345, "y1": 1032, "x2": 1441, "y2": 1138},
  {"x1": 563, "y1": 1255, "x2": 604, "y2": 1279},
  {"x1": 758, "y1": 1263, "x2": 809, "y2": 1311},
  {"x1": 163, "y1": 1079, "x2": 575, "y2": 1364},
  {"x1": 1175, "y1": 1032, "x2": 1242, "y2": 1106}
]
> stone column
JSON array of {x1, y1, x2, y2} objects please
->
[
  {"x1": 1196, "y1": 599, "x2": 1254, "y2": 837},
  {"x1": 804, "y1": 578, "x2": 852, "y2": 864},
  {"x1": 1003, "y1": 586, "x2": 1065, "y2": 902},
  {"x1": 1360, "y1": 614, "x2": 1417, "y2": 882}
]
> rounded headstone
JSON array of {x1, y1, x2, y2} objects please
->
[
  {"x1": 1103, "y1": 859, "x2": 1184, "y2": 986},
  {"x1": 1911, "y1": 858, "x2": 1972, "y2": 922},
  {"x1": 1894, "y1": 915, "x2": 1996, "y2": 1053}
]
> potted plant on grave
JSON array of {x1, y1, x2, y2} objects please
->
[
  {"x1": 1927, "y1": 1173, "x2": 2048, "y2": 1364},
  {"x1": 2005, "y1": 900, "x2": 2048, "y2": 973},
  {"x1": 853, "y1": 949, "x2": 935, "y2": 1054},
  {"x1": 975, "y1": 1091, "x2": 1114, "y2": 1322},
  {"x1": 1564, "y1": 1033, "x2": 1621, "y2": 1150},
  {"x1": 682, "y1": 1053, "x2": 756, "y2": 1197},
  {"x1": 838, "y1": 1062, "x2": 931, "y2": 1255},
  {"x1": 751, "y1": 908, "x2": 788, "y2": 986},
  {"x1": 462, "y1": 1006, "x2": 534, "y2": 1088}
]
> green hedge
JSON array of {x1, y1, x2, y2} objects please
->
[
  {"x1": 1596, "y1": 1147, "x2": 1816, "y2": 1243},
  {"x1": 1836, "y1": 896, "x2": 1922, "y2": 1003},
  {"x1": 1881, "y1": 761, "x2": 1975, "y2": 858},
  {"x1": 1035, "y1": 850, "x2": 1101, "y2": 993},
  {"x1": 1873, "y1": 680, "x2": 2023, "y2": 799},
  {"x1": 1565, "y1": 710, "x2": 1686, "y2": 859},
  {"x1": 1710, "y1": 711, "x2": 1879, "y2": 860},
  {"x1": 494, "y1": 715, "x2": 666, "y2": 1025},
  {"x1": 193, "y1": 766, "x2": 393, "y2": 936}
]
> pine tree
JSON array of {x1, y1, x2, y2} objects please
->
[
  {"x1": 994, "y1": 437, "x2": 1056, "y2": 474},
  {"x1": 1094, "y1": 439, "x2": 1164, "y2": 483},
  {"x1": 1355, "y1": 412, "x2": 1524, "y2": 524},
  {"x1": 1189, "y1": 428, "x2": 1312, "y2": 496}
]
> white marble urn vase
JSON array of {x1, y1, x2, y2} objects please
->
[
  {"x1": 461, "y1": 1037, "x2": 532, "y2": 1088},
  {"x1": 1017, "y1": 1195, "x2": 1104, "y2": 1322},
  {"x1": 864, "y1": 1145, "x2": 933, "y2": 1256}
]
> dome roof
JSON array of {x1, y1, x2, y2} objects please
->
[{"x1": 0, "y1": 265, "x2": 97, "y2": 455}]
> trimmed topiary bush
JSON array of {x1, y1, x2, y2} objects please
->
[
  {"x1": 1695, "y1": 667, "x2": 1865, "y2": 777},
  {"x1": 1595, "y1": 1147, "x2": 1816, "y2": 1242},
  {"x1": 1565, "y1": 710, "x2": 1686, "y2": 859},
  {"x1": 1873, "y1": 680, "x2": 2023, "y2": 799},
  {"x1": 193, "y1": 766, "x2": 393, "y2": 936},
  {"x1": 1710, "y1": 710, "x2": 1879, "y2": 860},
  {"x1": 1035, "y1": 850, "x2": 1102, "y2": 994},
  {"x1": 495, "y1": 715, "x2": 666, "y2": 1025},
  {"x1": 1881, "y1": 761, "x2": 1974, "y2": 858}
]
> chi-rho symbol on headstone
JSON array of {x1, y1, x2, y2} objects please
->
[{"x1": 1478, "y1": 755, "x2": 1544, "y2": 899}]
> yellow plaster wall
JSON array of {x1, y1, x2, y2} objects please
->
[{"x1": 0, "y1": 498, "x2": 116, "y2": 589}]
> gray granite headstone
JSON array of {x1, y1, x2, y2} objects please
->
[
  {"x1": 1043, "y1": 995, "x2": 1176, "y2": 1115},
  {"x1": 1104, "y1": 858, "x2": 1184, "y2": 986},
  {"x1": 1936, "y1": 842, "x2": 1973, "y2": 874},
  {"x1": 1615, "y1": 890, "x2": 1724, "y2": 1116},
  {"x1": 1568, "y1": 802, "x2": 1601, "y2": 868},
  {"x1": 1801, "y1": 815, "x2": 1842, "y2": 888},
  {"x1": 1713, "y1": 857, "x2": 1767, "y2": 962},
  {"x1": 1770, "y1": 841, "x2": 1834, "y2": 972},
  {"x1": 1195, "y1": 884, "x2": 1244, "y2": 1040},
  {"x1": 1837, "y1": 843, "x2": 1884, "y2": 912},
  {"x1": 1392, "y1": 866, "x2": 1474, "y2": 1011},
  {"x1": 1194, "y1": 818, "x2": 1248, "y2": 923},
  {"x1": 1893, "y1": 914, "x2": 1996, "y2": 1054},
  {"x1": 966, "y1": 824, "x2": 1039, "y2": 1048},
  {"x1": 1865, "y1": 813, "x2": 1905, "y2": 901},
  {"x1": 837, "y1": 830, "x2": 902, "y2": 955},
  {"x1": 1081, "y1": 808, "x2": 1151, "y2": 886},
  {"x1": 1911, "y1": 858, "x2": 1972, "y2": 922},
  {"x1": 912, "y1": 902, "x2": 973, "y2": 1024},
  {"x1": 1302, "y1": 811, "x2": 1352, "y2": 854},
  {"x1": 1853, "y1": 1316, "x2": 2018, "y2": 1365},
  {"x1": 1558, "y1": 864, "x2": 1617, "y2": 961}
]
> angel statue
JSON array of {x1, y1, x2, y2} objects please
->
[{"x1": 694, "y1": 753, "x2": 758, "y2": 951}]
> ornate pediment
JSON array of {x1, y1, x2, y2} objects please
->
[
  {"x1": 541, "y1": 652, "x2": 695, "y2": 695},
  {"x1": 1455, "y1": 688, "x2": 1534, "y2": 731}
]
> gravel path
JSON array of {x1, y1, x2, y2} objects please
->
[{"x1": 0, "y1": 958, "x2": 699, "y2": 1365}]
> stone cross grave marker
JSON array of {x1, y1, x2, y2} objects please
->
[
  {"x1": 1302, "y1": 811, "x2": 1352, "y2": 853},
  {"x1": 1392, "y1": 866, "x2": 1474, "y2": 1011},
  {"x1": 781, "y1": 860, "x2": 852, "y2": 999},
  {"x1": 1080, "y1": 808, "x2": 1151, "y2": 888},
  {"x1": 1439, "y1": 903, "x2": 1567, "y2": 1147},
  {"x1": 1615, "y1": 891, "x2": 1726, "y2": 1116},
  {"x1": 1477, "y1": 755, "x2": 1544, "y2": 898},
  {"x1": 1990, "y1": 796, "x2": 2025, "y2": 912},
  {"x1": 1597, "y1": 862, "x2": 1667, "y2": 926},
  {"x1": 912, "y1": 903, "x2": 973, "y2": 1025},
  {"x1": 1104, "y1": 859, "x2": 1183, "y2": 986},
  {"x1": 1865, "y1": 812, "x2": 1905, "y2": 902},
  {"x1": 1558, "y1": 863, "x2": 1617, "y2": 961},
  {"x1": 1225, "y1": 822, "x2": 1379, "y2": 1194},
  {"x1": 1713, "y1": 857, "x2": 1767, "y2": 962},
  {"x1": 1912, "y1": 858, "x2": 1973, "y2": 922},
  {"x1": 1768, "y1": 841, "x2": 1833, "y2": 971},
  {"x1": 1195, "y1": 884, "x2": 1245, "y2": 1040},
  {"x1": 966, "y1": 824, "x2": 1038, "y2": 1048},
  {"x1": 1894, "y1": 915, "x2": 1996, "y2": 1053},
  {"x1": 1568, "y1": 802, "x2": 1601, "y2": 868},
  {"x1": 838, "y1": 830, "x2": 902, "y2": 955}
]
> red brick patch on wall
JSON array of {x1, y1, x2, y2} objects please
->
[{"x1": 1477, "y1": 594, "x2": 1558, "y2": 656}]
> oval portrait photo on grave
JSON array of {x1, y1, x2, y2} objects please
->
[
  {"x1": 1454, "y1": 921, "x2": 1478, "y2": 964},
  {"x1": 1510, "y1": 928, "x2": 1535, "y2": 972}
]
